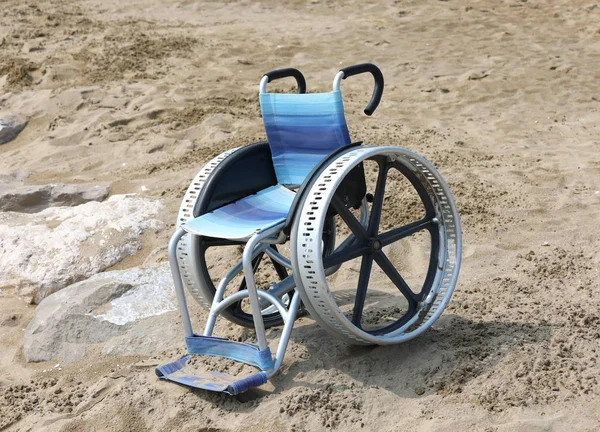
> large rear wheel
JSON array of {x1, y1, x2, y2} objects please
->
[{"x1": 291, "y1": 146, "x2": 461, "y2": 345}]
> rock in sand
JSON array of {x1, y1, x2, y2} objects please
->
[
  {"x1": 0, "y1": 179, "x2": 109, "y2": 213},
  {"x1": 0, "y1": 194, "x2": 163, "y2": 303},
  {"x1": 23, "y1": 263, "x2": 177, "y2": 363},
  {"x1": 0, "y1": 113, "x2": 27, "y2": 144}
]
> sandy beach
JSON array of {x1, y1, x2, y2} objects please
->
[{"x1": 1, "y1": 0, "x2": 599, "y2": 430}]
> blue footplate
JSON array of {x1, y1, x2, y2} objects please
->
[{"x1": 155, "y1": 335, "x2": 274, "y2": 395}]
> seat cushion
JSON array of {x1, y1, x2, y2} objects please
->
[{"x1": 182, "y1": 185, "x2": 295, "y2": 241}]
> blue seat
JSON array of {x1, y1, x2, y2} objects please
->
[
  {"x1": 182, "y1": 90, "x2": 351, "y2": 240},
  {"x1": 182, "y1": 185, "x2": 295, "y2": 241}
]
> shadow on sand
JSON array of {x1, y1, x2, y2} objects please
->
[{"x1": 182, "y1": 308, "x2": 554, "y2": 410}]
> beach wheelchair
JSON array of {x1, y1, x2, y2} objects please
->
[{"x1": 157, "y1": 64, "x2": 462, "y2": 394}]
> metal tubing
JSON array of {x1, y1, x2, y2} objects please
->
[
  {"x1": 204, "y1": 244, "x2": 268, "y2": 336},
  {"x1": 259, "y1": 76, "x2": 269, "y2": 94},
  {"x1": 333, "y1": 71, "x2": 344, "y2": 92},
  {"x1": 242, "y1": 224, "x2": 285, "y2": 350},
  {"x1": 260, "y1": 230, "x2": 287, "y2": 244},
  {"x1": 211, "y1": 289, "x2": 289, "y2": 322},
  {"x1": 268, "y1": 290, "x2": 302, "y2": 377},
  {"x1": 261, "y1": 274, "x2": 296, "y2": 302},
  {"x1": 255, "y1": 290, "x2": 290, "y2": 322},
  {"x1": 214, "y1": 244, "x2": 268, "y2": 304},
  {"x1": 264, "y1": 246, "x2": 293, "y2": 269},
  {"x1": 168, "y1": 228, "x2": 194, "y2": 338}
]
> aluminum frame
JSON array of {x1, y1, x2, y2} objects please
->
[{"x1": 168, "y1": 221, "x2": 302, "y2": 378}]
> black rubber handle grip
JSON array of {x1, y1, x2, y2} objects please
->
[
  {"x1": 339, "y1": 63, "x2": 384, "y2": 116},
  {"x1": 263, "y1": 68, "x2": 307, "y2": 94}
]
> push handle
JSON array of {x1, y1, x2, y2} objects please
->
[
  {"x1": 339, "y1": 63, "x2": 384, "y2": 116},
  {"x1": 262, "y1": 68, "x2": 307, "y2": 94}
]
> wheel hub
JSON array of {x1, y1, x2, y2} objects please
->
[{"x1": 368, "y1": 237, "x2": 383, "y2": 253}]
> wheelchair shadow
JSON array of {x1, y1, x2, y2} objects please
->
[
  {"x1": 178, "y1": 309, "x2": 554, "y2": 409},
  {"x1": 278, "y1": 313, "x2": 554, "y2": 400}
]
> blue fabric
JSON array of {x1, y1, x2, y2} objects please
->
[
  {"x1": 260, "y1": 91, "x2": 351, "y2": 186},
  {"x1": 155, "y1": 334, "x2": 273, "y2": 394},
  {"x1": 185, "y1": 335, "x2": 274, "y2": 371},
  {"x1": 155, "y1": 356, "x2": 188, "y2": 377},
  {"x1": 155, "y1": 357, "x2": 268, "y2": 394},
  {"x1": 227, "y1": 372, "x2": 269, "y2": 394},
  {"x1": 182, "y1": 184, "x2": 295, "y2": 240}
]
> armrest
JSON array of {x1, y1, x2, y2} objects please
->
[{"x1": 195, "y1": 141, "x2": 278, "y2": 216}]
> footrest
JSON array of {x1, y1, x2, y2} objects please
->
[
  {"x1": 185, "y1": 335, "x2": 274, "y2": 370},
  {"x1": 155, "y1": 356, "x2": 269, "y2": 394},
  {"x1": 155, "y1": 335, "x2": 274, "y2": 394}
]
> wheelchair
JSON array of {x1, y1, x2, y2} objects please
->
[{"x1": 156, "y1": 64, "x2": 462, "y2": 394}]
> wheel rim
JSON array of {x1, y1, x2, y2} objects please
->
[{"x1": 292, "y1": 146, "x2": 461, "y2": 345}]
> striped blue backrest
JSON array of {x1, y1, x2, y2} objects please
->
[{"x1": 259, "y1": 91, "x2": 351, "y2": 186}]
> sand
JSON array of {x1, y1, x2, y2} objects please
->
[{"x1": 1, "y1": 0, "x2": 600, "y2": 430}]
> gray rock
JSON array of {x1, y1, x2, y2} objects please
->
[
  {"x1": 24, "y1": 263, "x2": 177, "y2": 363},
  {"x1": 0, "y1": 181, "x2": 110, "y2": 213},
  {"x1": 0, "y1": 194, "x2": 163, "y2": 303},
  {"x1": 24, "y1": 278, "x2": 134, "y2": 362},
  {"x1": 101, "y1": 313, "x2": 180, "y2": 358},
  {"x1": 0, "y1": 113, "x2": 27, "y2": 145}
]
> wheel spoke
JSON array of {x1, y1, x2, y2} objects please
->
[
  {"x1": 379, "y1": 218, "x2": 436, "y2": 246},
  {"x1": 352, "y1": 253, "x2": 374, "y2": 326},
  {"x1": 373, "y1": 252, "x2": 419, "y2": 307},
  {"x1": 323, "y1": 243, "x2": 369, "y2": 269},
  {"x1": 331, "y1": 195, "x2": 368, "y2": 241},
  {"x1": 368, "y1": 160, "x2": 388, "y2": 236}
]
